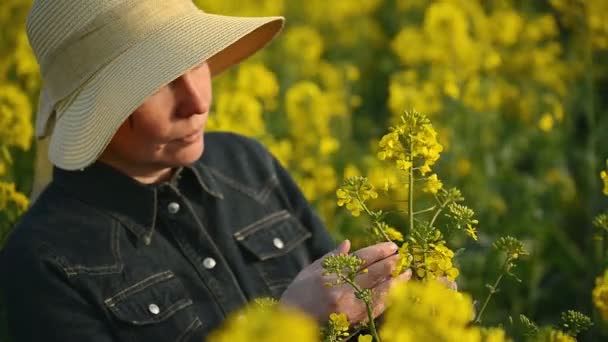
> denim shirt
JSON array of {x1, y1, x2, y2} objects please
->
[{"x1": 0, "y1": 132, "x2": 336, "y2": 341}]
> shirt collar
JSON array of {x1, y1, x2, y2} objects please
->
[{"x1": 53, "y1": 160, "x2": 223, "y2": 243}]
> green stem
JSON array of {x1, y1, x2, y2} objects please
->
[
  {"x1": 364, "y1": 298, "x2": 380, "y2": 342},
  {"x1": 356, "y1": 192, "x2": 376, "y2": 218},
  {"x1": 474, "y1": 257, "x2": 510, "y2": 324},
  {"x1": 343, "y1": 278, "x2": 381, "y2": 342},
  {"x1": 344, "y1": 326, "x2": 364, "y2": 341},
  {"x1": 582, "y1": 18, "x2": 600, "y2": 265},
  {"x1": 429, "y1": 199, "x2": 450, "y2": 228},
  {"x1": 408, "y1": 143, "x2": 414, "y2": 235},
  {"x1": 414, "y1": 206, "x2": 437, "y2": 215},
  {"x1": 356, "y1": 194, "x2": 392, "y2": 243}
]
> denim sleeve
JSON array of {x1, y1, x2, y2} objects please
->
[
  {"x1": 271, "y1": 157, "x2": 337, "y2": 260},
  {"x1": 2, "y1": 245, "x2": 115, "y2": 342}
]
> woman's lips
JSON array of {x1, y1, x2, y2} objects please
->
[{"x1": 174, "y1": 130, "x2": 201, "y2": 144}]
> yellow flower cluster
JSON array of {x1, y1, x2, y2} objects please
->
[
  {"x1": 547, "y1": 330, "x2": 576, "y2": 342},
  {"x1": 195, "y1": 0, "x2": 368, "y2": 229},
  {"x1": 421, "y1": 174, "x2": 442, "y2": 194},
  {"x1": 377, "y1": 111, "x2": 444, "y2": 195},
  {"x1": 336, "y1": 177, "x2": 378, "y2": 217},
  {"x1": 0, "y1": 181, "x2": 29, "y2": 244},
  {"x1": 0, "y1": 181, "x2": 28, "y2": 215},
  {"x1": 378, "y1": 111, "x2": 443, "y2": 174},
  {"x1": 600, "y1": 167, "x2": 608, "y2": 196},
  {"x1": 0, "y1": 83, "x2": 33, "y2": 153},
  {"x1": 325, "y1": 312, "x2": 349, "y2": 341},
  {"x1": 193, "y1": 0, "x2": 284, "y2": 17},
  {"x1": 550, "y1": 0, "x2": 608, "y2": 49},
  {"x1": 207, "y1": 301, "x2": 318, "y2": 342},
  {"x1": 394, "y1": 240, "x2": 460, "y2": 281},
  {"x1": 380, "y1": 280, "x2": 508, "y2": 342},
  {"x1": 1, "y1": 0, "x2": 37, "y2": 242},
  {"x1": 592, "y1": 269, "x2": 608, "y2": 321},
  {"x1": 390, "y1": 0, "x2": 569, "y2": 132}
]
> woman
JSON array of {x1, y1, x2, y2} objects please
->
[{"x1": 0, "y1": 0, "x2": 411, "y2": 340}]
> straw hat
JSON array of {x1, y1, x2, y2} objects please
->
[{"x1": 26, "y1": 0, "x2": 284, "y2": 170}]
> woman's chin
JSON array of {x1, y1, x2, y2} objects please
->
[{"x1": 169, "y1": 135, "x2": 205, "y2": 165}]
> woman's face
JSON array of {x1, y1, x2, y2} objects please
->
[{"x1": 99, "y1": 61, "x2": 212, "y2": 179}]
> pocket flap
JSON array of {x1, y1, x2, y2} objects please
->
[
  {"x1": 104, "y1": 271, "x2": 193, "y2": 325},
  {"x1": 234, "y1": 210, "x2": 312, "y2": 261}
]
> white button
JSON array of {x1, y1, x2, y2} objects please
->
[
  {"x1": 273, "y1": 237, "x2": 284, "y2": 249},
  {"x1": 203, "y1": 257, "x2": 216, "y2": 269},
  {"x1": 167, "y1": 202, "x2": 180, "y2": 214},
  {"x1": 148, "y1": 303, "x2": 160, "y2": 315}
]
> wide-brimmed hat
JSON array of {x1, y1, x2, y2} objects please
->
[{"x1": 26, "y1": 0, "x2": 284, "y2": 170}]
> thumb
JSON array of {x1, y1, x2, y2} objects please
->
[
  {"x1": 313, "y1": 240, "x2": 351, "y2": 267},
  {"x1": 333, "y1": 239, "x2": 351, "y2": 255}
]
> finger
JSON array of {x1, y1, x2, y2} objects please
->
[
  {"x1": 436, "y1": 276, "x2": 458, "y2": 291},
  {"x1": 336, "y1": 239, "x2": 351, "y2": 255},
  {"x1": 311, "y1": 240, "x2": 352, "y2": 268},
  {"x1": 354, "y1": 254, "x2": 400, "y2": 289},
  {"x1": 367, "y1": 270, "x2": 413, "y2": 320},
  {"x1": 324, "y1": 239, "x2": 351, "y2": 257},
  {"x1": 352, "y1": 242, "x2": 399, "y2": 268}
]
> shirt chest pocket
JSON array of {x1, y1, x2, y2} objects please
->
[
  {"x1": 234, "y1": 210, "x2": 312, "y2": 298},
  {"x1": 104, "y1": 271, "x2": 203, "y2": 342}
]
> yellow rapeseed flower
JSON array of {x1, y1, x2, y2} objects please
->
[
  {"x1": 282, "y1": 26, "x2": 324, "y2": 65},
  {"x1": 385, "y1": 226, "x2": 404, "y2": 242},
  {"x1": 380, "y1": 280, "x2": 483, "y2": 342},
  {"x1": 358, "y1": 335, "x2": 373, "y2": 342},
  {"x1": 327, "y1": 312, "x2": 350, "y2": 340},
  {"x1": 208, "y1": 302, "x2": 318, "y2": 342},
  {"x1": 422, "y1": 174, "x2": 443, "y2": 194},
  {"x1": 538, "y1": 113, "x2": 555, "y2": 132},
  {"x1": 466, "y1": 224, "x2": 479, "y2": 241},
  {"x1": 593, "y1": 269, "x2": 608, "y2": 321},
  {"x1": 0, "y1": 181, "x2": 29, "y2": 213},
  {"x1": 600, "y1": 169, "x2": 608, "y2": 196},
  {"x1": 0, "y1": 83, "x2": 33, "y2": 151}
]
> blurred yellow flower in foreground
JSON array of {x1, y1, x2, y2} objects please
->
[
  {"x1": 593, "y1": 269, "x2": 608, "y2": 321},
  {"x1": 601, "y1": 169, "x2": 608, "y2": 196},
  {"x1": 208, "y1": 301, "x2": 318, "y2": 342},
  {"x1": 380, "y1": 280, "x2": 507, "y2": 342}
]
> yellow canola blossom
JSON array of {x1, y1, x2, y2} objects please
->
[
  {"x1": 0, "y1": 181, "x2": 28, "y2": 215},
  {"x1": 377, "y1": 111, "x2": 444, "y2": 178},
  {"x1": 207, "y1": 302, "x2": 318, "y2": 342},
  {"x1": 593, "y1": 269, "x2": 608, "y2": 321},
  {"x1": 422, "y1": 174, "x2": 443, "y2": 194},
  {"x1": 336, "y1": 177, "x2": 378, "y2": 217},
  {"x1": 0, "y1": 83, "x2": 33, "y2": 152},
  {"x1": 380, "y1": 280, "x2": 508, "y2": 342},
  {"x1": 600, "y1": 168, "x2": 608, "y2": 196}
]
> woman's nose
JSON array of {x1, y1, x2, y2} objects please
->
[{"x1": 174, "y1": 69, "x2": 210, "y2": 118}]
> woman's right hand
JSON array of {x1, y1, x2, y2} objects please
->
[{"x1": 279, "y1": 240, "x2": 412, "y2": 323}]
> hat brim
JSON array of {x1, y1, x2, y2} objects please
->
[{"x1": 43, "y1": 11, "x2": 284, "y2": 170}]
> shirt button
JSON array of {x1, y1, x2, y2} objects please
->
[
  {"x1": 203, "y1": 257, "x2": 216, "y2": 269},
  {"x1": 148, "y1": 303, "x2": 160, "y2": 315},
  {"x1": 273, "y1": 237, "x2": 284, "y2": 250},
  {"x1": 167, "y1": 202, "x2": 180, "y2": 214}
]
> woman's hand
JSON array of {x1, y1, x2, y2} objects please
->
[{"x1": 279, "y1": 240, "x2": 412, "y2": 323}]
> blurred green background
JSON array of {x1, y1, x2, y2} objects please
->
[{"x1": 2, "y1": 0, "x2": 608, "y2": 340}]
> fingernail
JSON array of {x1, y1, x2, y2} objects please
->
[
  {"x1": 335, "y1": 240, "x2": 349, "y2": 254},
  {"x1": 402, "y1": 269, "x2": 412, "y2": 279}
]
